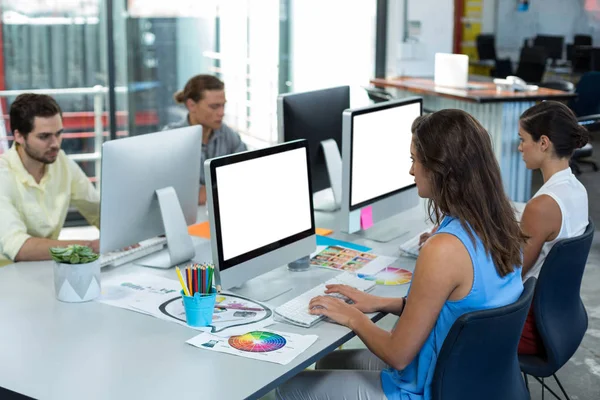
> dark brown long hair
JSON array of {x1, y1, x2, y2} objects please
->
[{"x1": 411, "y1": 109, "x2": 526, "y2": 276}]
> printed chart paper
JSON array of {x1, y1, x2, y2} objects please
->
[
  {"x1": 187, "y1": 329, "x2": 318, "y2": 365},
  {"x1": 97, "y1": 274, "x2": 274, "y2": 336}
]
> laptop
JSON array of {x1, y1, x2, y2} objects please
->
[{"x1": 434, "y1": 53, "x2": 486, "y2": 90}]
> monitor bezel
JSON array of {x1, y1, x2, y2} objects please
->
[
  {"x1": 208, "y1": 139, "x2": 315, "y2": 271},
  {"x1": 348, "y1": 97, "x2": 422, "y2": 211}
]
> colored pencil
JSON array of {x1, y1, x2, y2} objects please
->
[{"x1": 176, "y1": 267, "x2": 190, "y2": 296}]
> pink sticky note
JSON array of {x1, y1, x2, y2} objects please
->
[{"x1": 360, "y1": 206, "x2": 374, "y2": 229}]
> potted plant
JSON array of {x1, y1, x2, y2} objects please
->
[{"x1": 50, "y1": 245, "x2": 101, "y2": 303}]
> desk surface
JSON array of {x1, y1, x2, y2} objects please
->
[
  {"x1": 371, "y1": 77, "x2": 577, "y2": 104},
  {"x1": 0, "y1": 205, "x2": 428, "y2": 400}
]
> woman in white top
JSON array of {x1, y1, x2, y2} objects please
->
[{"x1": 517, "y1": 100, "x2": 589, "y2": 355}]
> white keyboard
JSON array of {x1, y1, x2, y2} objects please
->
[
  {"x1": 100, "y1": 237, "x2": 167, "y2": 268},
  {"x1": 398, "y1": 228, "x2": 432, "y2": 258},
  {"x1": 274, "y1": 272, "x2": 376, "y2": 328}
]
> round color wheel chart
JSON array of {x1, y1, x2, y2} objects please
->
[
  {"x1": 228, "y1": 331, "x2": 287, "y2": 353},
  {"x1": 363, "y1": 267, "x2": 413, "y2": 285}
]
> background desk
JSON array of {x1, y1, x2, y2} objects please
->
[
  {"x1": 370, "y1": 77, "x2": 577, "y2": 202},
  {"x1": 0, "y1": 206, "x2": 428, "y2": 400}
]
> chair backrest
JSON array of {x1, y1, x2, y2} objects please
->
[
  {"x1": 533, "y1": 219, "x2": 594, "y2": 371},
  {"x1": 574, "y1": 34, "x2": 593, "y2": 46},
  {"x1": 476, "y1": 34, "x2": 497, "y2": 61},
  {"x1": 432, "y1": 278, "x2": 536, "y2": 400},
  {"x1": 538, "y1": 80, "x2": 575, "y2": 92},
  {"x1": 516, "y1": 46, "x2": 547, "y2": 83},
  {"x1": 572, "y1": 45, "x2": 593, "y2": 73},
  {"x1": 570, "y1": 72, "x2": 600, "y2": 117},
  {"x1": 363, "y1": 86, "x2": 393, "y2": 104}
]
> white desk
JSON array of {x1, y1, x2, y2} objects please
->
[{"x1": 0, "y1": 205, "x2": 429, "y2": 400}]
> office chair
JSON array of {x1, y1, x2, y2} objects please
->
[
  {"x1": 574, "y1": 34, "x2": 592, "y2": 46},
  {"x1": 516, "y1": 46, "x2": 547, "y2": 83},
  {"x1": 570, "y1": 72, "x2": 600, "y2": 117},
  {"x1": 568, "y1": 72, "x2": 600, "y2": 173},
  {"x1": 363, "y1": 86, "x2": 394, "y2": 103},
  {"x1": 520, "y1": 219, "x2": 595, "y2": 400},
  {"x1": 431, "y1": 278, "x2": 536, "y2": 400},
  {"x1": 476, "y1": 34, "x2": 497, "y2": 61},
  {"x1": 537, "y1": 80, "x2": 574, "y2": 92},
  {"x1": 571, "y1": 114, "x2": 600, "y2": 174},
  {"x1": 572, "y1": 46, "x2": 593, "y2": 74}
]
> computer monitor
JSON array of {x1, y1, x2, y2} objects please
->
[
  {"x1": 277, "y1": 86, "x2": 350, "y2": 211},
  {"x1": 100, "y1": 126, "x2": 203, "y2": 268},
  {"x1": 434, "y1": 53, "x2": 469, "y2": 89},
  {"x1": 341, "y1": 98, "x2": 422, "y2": 242},
  {"x1": 533, "y1": 35, "x2": 564, "y2": 62},
  {"x1": 205, "y1": 139, "x2": 316, "y2": 293}
]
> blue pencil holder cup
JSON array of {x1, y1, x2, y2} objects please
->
[{"x1": 181, "y1": 289, "x2": 217, "y2": 327}]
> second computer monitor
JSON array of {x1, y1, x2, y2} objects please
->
[
  {"x1": 277, "y1": 86, "x2": 350, "y2": 194},
  {"x1": 205, "y1": 139, "x2": 316, "y2": 291},
  {"x1": 341, "y1": 97, "x2": 422, "y2": 241},
  {"x1": 100, "y1": 126, "x2": 202, "y2": 268}
]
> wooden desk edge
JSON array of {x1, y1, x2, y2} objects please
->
[{"x1": 370, "y1": 77, "x2": 577, "y2": 104}]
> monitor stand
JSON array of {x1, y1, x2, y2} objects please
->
[
  {"x1": 227, "y1": 279, "x2": 293, "y2": 303},
  {"x1": 353, "y1": 213, "x2": 412, "y2": 243},
  {"x1": 313, "y1": 188, "x2": 338, "y2": 212},
  {"x1": 314, "y1": 139, "x2": 342, "y2": 212},
  {"x1": 135, "y1": 187, "x2": 196, "y2": 269}
]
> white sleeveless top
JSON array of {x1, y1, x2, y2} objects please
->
[{"x1": 524, "y1": 168, "x2": 588, "y2": 280}]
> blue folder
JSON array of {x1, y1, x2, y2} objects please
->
[{"x1": 316, "y1": 235, "x2": 372, "y2": 252}]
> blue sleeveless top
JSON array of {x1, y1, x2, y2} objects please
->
[{"x1": 380, "y1": 216, "x2": 523, "y2": 400}]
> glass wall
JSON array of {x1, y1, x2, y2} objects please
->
[
  {"x1": 0, "y1": 0, "x2": 106, "y2": 182},
  {"x1": 0, "y1": 0, "x2": 378, "y2": 183}
]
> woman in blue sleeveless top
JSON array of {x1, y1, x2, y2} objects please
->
[{"x1": 276, "y1": 109, "x2": 526, "y2": 400}]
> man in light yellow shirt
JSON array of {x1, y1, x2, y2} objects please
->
[{"x1": 0, "y1": 94, "x2": 100, "y2": 266}]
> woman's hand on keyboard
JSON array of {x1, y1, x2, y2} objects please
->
[
  {"x1": 308, "y1": 295, "x2": 365, "y2": 328},
  {"x1": 323, "y1": 284, "x2": 381, "y2": 313}
]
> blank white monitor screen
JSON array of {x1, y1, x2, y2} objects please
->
[
  {"x1": 215, "y1": 147, "x2": 313, "y2": 261},
  {"x1": 350, "y1": 101, "x2": 421, "y2": 207}
]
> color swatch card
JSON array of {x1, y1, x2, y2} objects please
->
[
  {"x1": 187, "y1": 329, "x2": 318, "y2": 365},
  {"x1": 310, "y1": 245, "x2": 397, "y2": 276}
]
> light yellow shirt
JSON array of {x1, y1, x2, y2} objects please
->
[{"x1": 0, "y1": 145, "x2": 100, "y2": 266}]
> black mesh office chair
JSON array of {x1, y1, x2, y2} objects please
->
[
  {"x1": 363, "y1": 86, "x2": 394, "y2": 103},
  {"x1": 574, "y1": 34, "x2": 592, "y2": 46},
  {"x1": 476, "y1": 34, "x2": 497, "y2": 61},
  {"x1": 516, "y1": 46, "x2": 547, "y2": 84}
]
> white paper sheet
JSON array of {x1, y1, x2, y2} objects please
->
[{"x1": 187, "y1": 329, "x2": 318, "y2": 365}]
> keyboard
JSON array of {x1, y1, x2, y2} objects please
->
[
  {"x1": 100, "y1": 237, "x2": 167, "y2": 268},
  {"x1": 398, "y1": 228, "x2": 432, "y2": 258},
  {"x1": 274, "y1": 272, "x2": 376, "y2": 328}
]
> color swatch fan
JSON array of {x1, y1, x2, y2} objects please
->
[
  {"x1": 360, "y1": 267, "x2": 412, "y2": 285},
  {"x1": 228, "y1": 331, "x2": 286, "y2": 352}
]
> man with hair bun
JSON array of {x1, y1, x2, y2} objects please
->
[{"x1": 164, "y1": 74, "x2": 247, "y2": 205}]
